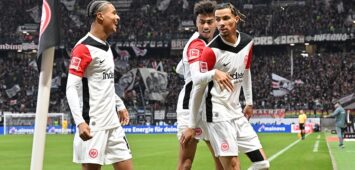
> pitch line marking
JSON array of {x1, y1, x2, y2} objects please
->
[
  {"x1": 313, "y1": 135, "x2": 320, "y2": 152},
  {"x1": 268, "y1": 134, "x2": 310, "y2": 162},
  {"x1": 313, "y1": 141, "x2": 319, "y2": 152},
  {"x1": 325, "y1": 133, "x2": 337, "y2": 170}
]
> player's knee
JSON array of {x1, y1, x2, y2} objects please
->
[
  {"x1": 247, "y1": 160, "x2": 270, "y2": 170},
  {"x1": 182, "y1": 159, "x2": 193, "y2": 170},
  {"x1": 230, "y1": 157, "x2": 239, "y2": 169}
]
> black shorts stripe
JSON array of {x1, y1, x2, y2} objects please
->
[
  {"x1": 206, "y1": 82, "x2": 214, "y2": 122},
  {"x1": 182, "y1": 81, "x2": 193, "y2": 109},
  {"x1": 123, "y1": 136, "x2": 130, "y2": 150},
  {"x1": 82, "y1": 78, "x2": 90, "y2": 124}
]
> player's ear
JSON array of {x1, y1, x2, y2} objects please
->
[
  {"x1": 96, "y1": 12, "x2": 104, "y2": 22},
  {"x1": 235, "y1": 15, "x2": 240, "y2": 24}
]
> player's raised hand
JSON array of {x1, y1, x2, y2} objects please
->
[
  {"x1": 214, "y1": 69, "x2": 234, "y2": 92},
  {"x1": 180, "y1": 128, "x2": 196, "y2": 145},
  {"x1": 118, "y1": 109, "x2": 130, "y2": 126},
  {"x1": 243, "y1": 105, "x2": 253, "y2": 120},
  {"x1": 78, "y1": 122, "x2": 92, "y2": 141}
]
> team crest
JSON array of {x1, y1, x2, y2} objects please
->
[
  {"x1": 221, "y1": 141, "x2": 229, "y2": 151},
  {"x1": 69, "y1": 56, "x2": 81, "y2": 70},
  {"x1": 89, "y1": 148, "x2": 98, "y2": 158}
]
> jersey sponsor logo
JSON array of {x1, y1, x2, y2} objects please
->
[
  {"x1": 221, "y1": 141, "x2": 229, "y2": 151},
  {"x1": 99, "y1": 59, "x2": 105, "y2": 64},
  {"x1": 103, "y1": 72, "x2": 114, "y2": 79},
  {"x1": 200, "y1": 61, "x2": 208, "y2": 73},
  {"x1": 89, "y1": 148, "x2": 98, "y2": 158},
  {"x1": 69, "y1": 57, "x2": 81, "y2": 70},
  {"x1": 230, "y1": 72, "x2": 244, "y2": 84},
  {"x1": 189, "y1": 49, "x2": 200, "y2": 60}
]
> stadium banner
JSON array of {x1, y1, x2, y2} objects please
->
[
  {"x1": 115, "y1": 40, "x2": 170, "y2": 48},
  {"x1": 139, "y1": 68, "x2": 169, "y2": 101},
  {"x1": 305, "y1": 33, "x2": 351, "y2": 42},
  {"x1": 123, "y1": 125, "x2": 177, "y2": 134},
  {"x1": 252, "y1": 109, "x2": 286, "y2": 118},
  {"x1": 272, "y1": 73, "x2": 294, "y2": 96},
  {"x1": 171, "y1": 39, "x2": 189, "y2": 50},
  {"x1": 0, "y1": 43, "x2": 38, "y2": 51},
  {"x1": 0, "y1": 126, "x2": 74, "y2": 135},
  {"x1": 291, "y1": 123, "x2": 314, "y2": 134},
  {"x1": 116, "y1": 68, "x2": 138, "y2": 98},
  {"x1": 250, "y1": 118, "x2": 320, "y2": 125},
  {"x1": 252, "y1": 124, "x2": 291, "y2": 133},
  {"x1": 154, "y1": 110, "x2": 165, "y2": 120},
  {"x1": 254, "y1": 35, "x2": 305, "y2": 45},
  {"x1": 0, "y1": 126, "x2": 178, "y2": 135}
]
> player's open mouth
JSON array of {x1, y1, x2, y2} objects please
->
[{"x1": 219, "y1": 28, "x2": 227, "y2": 32}]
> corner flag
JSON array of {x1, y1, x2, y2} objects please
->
[
  {"x1": 36, "y1": 0, "x2": 60, "y2": 70},
  {"x1": 31, "y1": 0, "x2": 60, "y2": 170}
]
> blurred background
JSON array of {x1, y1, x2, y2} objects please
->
[{"x1": 0, "y1": 0, "x2": 353, "y2": 132}]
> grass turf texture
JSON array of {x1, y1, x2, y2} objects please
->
[{"x1": 0, "y1": 133, "x2": 349, "y2": 170}]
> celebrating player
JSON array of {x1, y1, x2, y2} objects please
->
[
  {"x1": 176, "y1": 1, "x2": 234, "y2": 170},
  {"x1": 66, "y1": 1, "x2": 133, "y2": 169},
  {"x1": 182, "y1": 2, "x2": 270, "y2": 170}
]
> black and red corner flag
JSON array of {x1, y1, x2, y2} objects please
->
[{"x1": 37, "y1": 0, "x2": 60, "y2": 70}]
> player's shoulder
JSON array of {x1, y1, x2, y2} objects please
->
[
  {"x1": 239, "y1": 32, "x2": 253, "y2": 43},
  {"x1": 71, "y1": 43, "x2": 90, "y2": 56},
  {"x1": 189, "y1": 38, "x2": 207, "y2": 48},
  {"x1": 237, "y1": 32, "x2": 253, "y2": 49}
]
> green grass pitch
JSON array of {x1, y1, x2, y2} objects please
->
[{"x1": 0, "y1": 133, "x2": 346, "y2": 170}]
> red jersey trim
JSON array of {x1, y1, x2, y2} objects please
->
[
  {"x1": 200, "y1": 47, "x2": 216, "y2": 71},
  {"x1": 245, "y1": 45, "x2": 253, "y2": 69},
  {"x1": 187, "y1": 39, "x2": 206, "y2": 64},
  {"x1": 69, "y1": 44, "x2": 92, "y2": 77}
]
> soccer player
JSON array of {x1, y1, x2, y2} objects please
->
[
  {"x1": 66, "y1": 1, "x2": 133, "y2": 169},
  {"x1": 183, "y1": 2, "x2": 269, "y2": 170},
  {"x1": 327, "y1": 102, "x2": 346, "y2": 148},
  {"x1": 176, "y1": 1, "x2": 233, "y2": 170},
  {"x1": 298, "y1": 110, "x2": 307, "y2": 140}
]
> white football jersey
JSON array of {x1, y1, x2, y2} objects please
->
[
  {"x1": 176, "y1": 32, "x2": 204, "y2": 111},
  {"x1": 199, "y1": 31, "x2": 253, "y2": 122},
  {"x1": 68, "y1": 33, "x2": 119, "y2": 131}
]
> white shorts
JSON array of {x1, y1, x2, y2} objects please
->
[
  {"x1": 207, "y1": 117, "x2": 262, "y2": 157},
  {"x1": 73, "y1": 126, "x2": 132, "y2": 165},
  {"x1": 176, "y1": 109, "x2": 209, "y2": 141}
]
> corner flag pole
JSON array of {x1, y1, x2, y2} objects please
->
[
  {"x1": 30, "y1": 0, "x2": 59, "y2": 169},
  {"x1": 30, "y1": 47, "x2": 55, "y2": 170}
]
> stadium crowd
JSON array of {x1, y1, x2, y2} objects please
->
[
  {"x1": 1, "y1": 0, "x2": 353, "y2": 44},
  {"x1": 0, "y1": 0, "x2": 354, "y2": 122}
]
